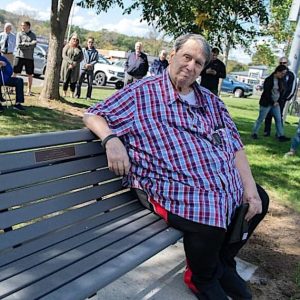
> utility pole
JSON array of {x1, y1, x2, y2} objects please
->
[
  {"x1": 288, "y1": 0, "x2": 300, "y2": 76},
  {"x1": 67, "y1": 2, "x2": 75, "y2": 42},
  {"x1": 282, "y1": 0, "x2": 300, "y2": 122}
]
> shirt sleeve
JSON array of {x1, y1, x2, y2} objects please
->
[
  {"x1": 86, "y1": 85, "x2": 136, "y2": 136},
  {"x1": 219, "y1": 100, "x2": 244, "y2": 152}
]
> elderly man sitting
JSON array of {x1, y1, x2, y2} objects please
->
[{"x1": 0, "y1": 53, "x2": 25, "y2": 112}]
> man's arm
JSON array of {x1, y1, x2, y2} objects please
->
[
  {"x1": 235, "y1": 149, "x2": 262, "y2": 221},
  {"x1": 218, "y1": 61, "x2": 226, "y2": 79},
  {"x1": 83, "y1": 114, "x2": 131, "y2": 175},
  {"x1": 90, "y1": 50, "x2": 99, "y2": 66},
  {"x1": 285, "y1": 71, "x2": 297, "y2": 100}
]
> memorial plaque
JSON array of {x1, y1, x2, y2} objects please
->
[{"x1": 35, "y1": 146, "x2": 76, "y2": 162}]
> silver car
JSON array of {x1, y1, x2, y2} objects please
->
[{"x1": 33, "y1": 43, "x2": 48, "y2": 77}]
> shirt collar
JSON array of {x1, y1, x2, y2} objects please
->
[{"x1": 162, "y1": 69, "x2": 208, "y2": 110}]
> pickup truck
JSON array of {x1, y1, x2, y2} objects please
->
[{"x1": 221, "y1": 77, "x2": 253, "y2": 98}]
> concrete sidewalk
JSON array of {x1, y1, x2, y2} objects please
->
[{"x1": 92, "y1": 240, "x2": 257, "y2": 300}]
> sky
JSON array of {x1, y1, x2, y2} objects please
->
[{"x1": 2, "y1": 0, "x2": 253, "y2": 63}]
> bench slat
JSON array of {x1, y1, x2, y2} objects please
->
[
  {"x1": 0, "y1": 129, "x2": 96, "y2": 153},
  {"x1": 0, "y1": 214, "x2": 162, "y2": 298},
  {"x1": 0, "y1": 192, "x2": 138, "y2": 262},
  {"x1": 0, "y1": 140, "x2": 103, "y2": 173},
  {"x1": 44, "y1": 227, "x2": 182, "y2": 300},
  {"x1": 0, "y1": 180, "x2": 124, "y2": 228},
  {"x1": 0, "y1": 155, "x2": 108, "y2": 192},
  {"x1": 0, "y1": 208, "x2": 150, "y2": 281},
  {"x1": 0, "y1": 169, "x2": 117, "y2": 210}
]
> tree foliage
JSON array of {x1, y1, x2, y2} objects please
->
[
  {"x1": 251, "y1": 44, "x2": 276, "y2": 69},
  {"x1": 124, "y1": 0, "x2": 269, "y2": 51},
  {"x1": 226, "y1": 60, "x2": 248, "y2": 73},
  {"x1": 267, "y1": 0, "x2": 296, "y2": 52}
]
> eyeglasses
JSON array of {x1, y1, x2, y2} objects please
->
[{"x1": 280, "y1": 61, "x2": 288, "y2": 64}]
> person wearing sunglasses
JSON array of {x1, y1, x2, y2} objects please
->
[{"x1": 61, "y1": 32, "x2": 83, "y2": 98}]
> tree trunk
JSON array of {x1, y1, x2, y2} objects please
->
[{"x1": 39, "y1": 0, "x2": 74, "y2": 101}]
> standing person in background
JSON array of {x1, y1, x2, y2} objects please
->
[
  {"x1": 251, "y1": 65, "x2": 290, "y2": 142},
  {"x1": 124, "y1": 41, "x2": 148, "y2": 85},
  {"x1": 13, "y1": 21, "x2": 36, "y2": 96},
  {"x1": 75, "y1": 37, "x2": 99, "y2": 100},
  {"x1": 200, "y1": 47, "x2": 226, "y2": 95},
  {"x1": 264, "y1": 57, "x2": 297, "y2": 136},
  {"x1": 61, "y1": 32, "x2": 83, "y2": 98},
  {"x1": 150, "y1": 50, "x2": 169, "y2": 76},
  {"x1": 0, "y1": 23, "x2": 16, "y2": 66}
]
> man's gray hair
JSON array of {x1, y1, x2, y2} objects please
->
[{"x1": 173, "y1": 33, "x2": 211, "y2": 67}]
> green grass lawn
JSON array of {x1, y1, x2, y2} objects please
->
[
  {"x1": 221, "y1": 94, "x2": 300, "y2": 212},
  {"x1": 0, "y1": 88, "x2": 299, "y2": 211}
]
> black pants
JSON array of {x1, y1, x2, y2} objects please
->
[
  {"x1": 134, "y1": 184, "x2": 269, "y2": 294},
  {"x1": 264, "y1": 100, "x2": 285, "y2": 135},
  {"x1": 75, "y1": 69, "x2": 93, "y2": 98},
  {"x1": 63, "y1": 71, "x2": 76, "y2": 92}
]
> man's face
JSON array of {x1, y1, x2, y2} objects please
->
[
  {"x1": 87, "y1": 39, "x2": 94, "y2": 49},
  {"x1": 169, "y1": 39, "x2": 206, "y2": 89},
  {"x1": 211, "y1": 52, "x2": 218, "y2": 61},
  {"x1": 21, "y1": 23, "x2": 30, "y2": 32},
  {"x1": 160, "y1": 52, "x2": 167, "y2": 61},
  {"x1": 135, "y1": 43, "x2": 142, "y2": 53},
  {"x1": 279, "y1": 59, "x2": 288, "y2": 66}
]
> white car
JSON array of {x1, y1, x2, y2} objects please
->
[{"x1": 93, "y1": 55, "x2": 125, "y2": 89}]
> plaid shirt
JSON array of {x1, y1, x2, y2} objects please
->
[{"x1": 87, "y1": 70, "x2": 244, "y2": 228}]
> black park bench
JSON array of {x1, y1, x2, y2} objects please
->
[{"x1": 0, "y1": 128, "x2": 182, "y2": 300}]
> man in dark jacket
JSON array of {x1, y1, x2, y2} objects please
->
[
  {"x1": 0, "y1": 53, "x2": 25, "y2": 112},
  {"x1": 124, "y1": 41, "x2": 148, "y2": 85},
  {"x1": 200, "y1": 47, "x2": 226, "y2": 95},
  {"x1": 264, "y1": 57, "x2": 297, "y2": 136},
  {"x1": 251, "y1": 65, "x2": 289, "y2": 141},
  {"x1": 150, "y1": 50, "x2": 169, "y2": 76},
  {"x1": 75, "y1": 37, "x2": 99, "y2": 100}
]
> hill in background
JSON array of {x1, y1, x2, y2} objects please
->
[{"x1": 0, "y1": 9, "x2": 171, "y2": 56}]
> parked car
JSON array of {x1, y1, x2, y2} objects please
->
[
  {"x1": 93, "y1": 55, "x2": 124, "y2": 89},
  {"x1": 33, "y1": 43, "x2": 48, "y2": 77},
  {"x1": 221, "y1": 77, "x2": 253, "y2": 98}
]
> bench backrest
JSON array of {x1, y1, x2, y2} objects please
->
[{"x1": 0, "y1": 129, "x2": 137, "y2": 252}]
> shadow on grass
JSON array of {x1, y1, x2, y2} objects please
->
[
  {"x1": 0, "y1": 104, "x2": 83, "y2": 136},
  {"x1": 58, "y1": 96, "x2": 91, "y2": 109}
]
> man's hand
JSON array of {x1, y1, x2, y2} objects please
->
[
  {"x1": 243, "y1": 186, "x2": 262, "y2": 221},
  {"x1": 0, "y1": 61, "x2": 6, "y2": 67},
  {"x1": 105, "y1": 137, "x2": 131, "y2": 176}
]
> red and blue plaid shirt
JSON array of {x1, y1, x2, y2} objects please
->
[{"x1": 87, "y1": 70, "x2": 244, "y2": 228}]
